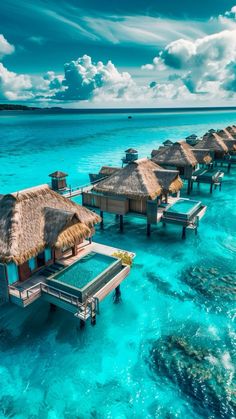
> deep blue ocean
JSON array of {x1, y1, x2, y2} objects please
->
[{"x1": 0, "y1": 110, "x2": 235, "y2": 418}]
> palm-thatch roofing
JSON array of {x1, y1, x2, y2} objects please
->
[
  {"x1": 0, "y1": 184, "x2": 100, "y2": 265},
  {"x1": 93, "y1": 158, "x2": 183, "y2": 200},
  {"x1": 151, "y1": 141, "x2": 198, "y2": 167},
  {"x1": 49, "y1": 170, "x2": 68, "y2": 178},
  {"x1": 99, "y1": 166, "x2": 121, "y2": 176},
  {"x1": 217, "y1": 128, "x2": 234, "y2": 140},
  {"x1": 191, "y1": 149, "x2": 212, "y2": 164},
  {"x1": 217, "y1": 128, "x2": 236, "y2": 152},
  {"x1": 225, "y1": 126, "x2": 236, "y2": 139},
  {"x1": 196, "y1": 132, "x2": 228, "y2": 153}
]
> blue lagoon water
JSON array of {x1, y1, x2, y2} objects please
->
[{"x1": 0, "y1": 110, "x2": 235, "y2": 418}]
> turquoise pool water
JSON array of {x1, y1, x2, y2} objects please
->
[
  {"x1": 0, "y1": 110, "x2": 235, "y2": 418},
  {"x1": 167, "y1": 199, "x2": 200, "y2": 214},
  {"x1": 53, "y1": 252, "x2": 116, "y2": 289}
]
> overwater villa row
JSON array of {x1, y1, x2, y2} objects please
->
[
  {"x1": 0, "y1": 124, "x2": 235, "y2": 324},
  {"x1": 0, "y1": 185, "x2": 135, "y2": 325}
]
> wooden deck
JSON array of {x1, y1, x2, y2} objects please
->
[{"x1": 8, "y1": 241, "x2": 135, "y2": 322}]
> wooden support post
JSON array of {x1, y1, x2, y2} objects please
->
[
  {"x1": 187, "y1": 179, "x2": 191, "y2": 195},
  {"x1": 195, "y1": 227, "x2": 198, "y2": 236},
  {"x1": 100, "y1": 210, "x2": 104, "y2": 229},
  {"x1": 220, "y1": 182, "x2": 222, "y2": 191},
  {"x1": 147, "y1": 222, "x2": 151, "y2": 237},
  {"x1": 80, "y1": 319, "x2": 86, "y2": 329},
  {"x1": 113, "y1": 285, "x2": 121, "y2": 304},
  {"x1": 119, "y1": 215, "x2": 123, "y2": 232},
  {"x1": 228, "y1": 163, "x2": 231, "y2": 173},
  {"x1": 182, "y1": 226, "x2": 186, "y2": 240},
  {"x1": 210, "y1": 183, "x2": 213, "y2": 194},
  {"x1": 50, "y1": 303, "x2": 57, "y2": 312},
  {"x1": 90, "y1": 300, "x2": 97, "y2": 326}
]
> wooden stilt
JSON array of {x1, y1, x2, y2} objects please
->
[
  {"x1": 80, "y1": 319, "x2": 86, "y2": 329},
  {"x1": 147, "y1": 223, "x2": 151, "y2": 236},
  {"x1": 220, "y1": 182, "x2": 222, "y2": 191},
  {"x1": 182, "y1": 226, "x2": 186, "y2": 240},
  {"x1": 119, "y1": 215, "x2": 123, "y2": 232},
  {"x1": 228, "y1": 163, "x2": 231, "y2": 173},
  {"x1": 210, "y1": 183, "x2": 213, "y2": 194},
  {"x1": 100, "y1": 210, "x2": 104, "y2": 229},
  {"x1": 113, "y1": 285, "x2": 121, "y2": 304},
  {"x1": 187, "y1": 179, "x2": 191, "y2": 195},
  {"x1": 50, "y1": 303, "x2": 57, "y2": 312},
  {"x1": 90, "y1": 300, "x2": 97, "y2": 326}
]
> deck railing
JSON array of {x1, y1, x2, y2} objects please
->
[{"x1": 9, "y1": 281, "x2": 87, "y2": 309}]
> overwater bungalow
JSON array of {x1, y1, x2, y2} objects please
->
[
  {"x1": 151, "y1": 141, "x2": 215, "y2": 193},
  {"x1": 0, "y1": 184, "x2": 133, "y2": 325},
  {"x1": 195, "y1": 132, "x2": 231, "y2": 171},
  {"x1": 49, "y1": 170, "x2": 68, "y2": 192},
  {"x1": 82, "y1": 158, "x2": 206, "y2": 238},
  {"x1": 122, "y1": 148, "x2": 139, "y2": 166},
  {"x1": 185, "y1": 134, "x2": 199, "y2": 146},
  {"x1": 163, "y1": 140, "x2": 173, "y2": 147}
]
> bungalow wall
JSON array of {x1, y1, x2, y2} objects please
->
[
  {"x1": 1, "y1": 247, "x2": 54, "y2": 285},
  {"x1": 100, "y1": 196, "x2": 129, "y2": 215},
  {"x1": 129, "y1": 199, "x2": 147, "y2": 214},
  {"x1": 82, "y1": 192, "x2": 101, "y2": 208}
]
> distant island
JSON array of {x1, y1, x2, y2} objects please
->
[{"x1": 1, "y1": 104, "x2": 236, "y2": 113}]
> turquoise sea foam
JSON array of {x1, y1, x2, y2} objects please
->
[{"x1": 0, "y1": 110, "x2": 235, "y2": 418}]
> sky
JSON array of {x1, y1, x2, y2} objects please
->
[{"x1": 1, "y1": 0, "x2": 236, "y2": 108}]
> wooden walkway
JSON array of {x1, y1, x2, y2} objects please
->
[{"x1": 62, "y1": 184, "x2": 93, "y2": 198}]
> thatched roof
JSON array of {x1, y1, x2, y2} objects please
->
[
  {"x1": 196, "y1": 132, "x2": 228, "y2": 152},
  {"x1": 125, "y1": 148, "x2": 138, "y2": 153},
  {"x1": 191, "y1": 149, "x2": 212, "y2": 164},
  {"x1": 0, "y1": 184, "x2": 100, "y2": 265},
  {"x1": 217, "y1": 129, "x2": 234, "y2": 141},
  {"x1": 49, "y1": 171, "x2": 68, "y2": 178},
  {"x1": 152, "y1": 141, "x2": 198, "y2": 167},
  {"x1": 99, "y1": 166, "x2": 121, "y2": 176},
  {"x1": 225, "y1": 126, "x2": 236, "y2": 139},
  {"x1": 217, "y1": 128, "x2": 236, "y2": 151},
  {"x1": 93, "y1": 158, "x2": 183, "y2": 200}
]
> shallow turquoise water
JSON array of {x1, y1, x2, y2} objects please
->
[
  {"x1": 54, "y1": 252, "x2": 116, "y2": 289},
  {"x1": 0, "y1": 110, "x2": 235, "y2": 418}
]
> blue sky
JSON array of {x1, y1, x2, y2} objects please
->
[{"x1": 1, "y1": 0, "x2": 236, "y2": 107}]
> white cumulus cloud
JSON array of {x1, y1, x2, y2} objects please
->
[
  {"x1": 54, "y1": 55, "x2": 136, "y2": 101},
  {"x1": 0, "y1": 34, "x2": 14, "y2": 58},
  {"x1": 0, "y1": 63, "x2": 33, "y2": 100},
  {"x1": 142, "y1": 29, "x2": 236, "y2": 97}
]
